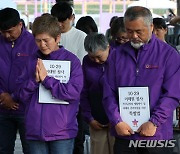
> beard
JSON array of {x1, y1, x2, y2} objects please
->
[{"x1": 130, "y1": 41, "x2": 144, "y2": 49}]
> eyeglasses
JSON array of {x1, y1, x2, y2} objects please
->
[{"x1": 115, "y1": 37, "x2": 129, "y2": 44}]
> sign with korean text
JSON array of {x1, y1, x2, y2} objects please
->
[
  {"x1": 118, "y1": 87, "x2": 150, "y2": 131},
  {"x1": 39, "y1": 60, "x2": 71, "y2": 104}
]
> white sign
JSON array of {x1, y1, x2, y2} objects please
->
[
  {"x1": 39, "y1": 60, "x2": 71, "y2": 104},
  {"x1": 118, "y1": 87, "x2": 150, "y2": 131}
]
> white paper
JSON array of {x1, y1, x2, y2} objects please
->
[
  {"x1": 39, "y1": 60, "x2": 71, "y2": 104},
  {"x1": 118, "y1": 87, "x2": 150, "y2": 131}
]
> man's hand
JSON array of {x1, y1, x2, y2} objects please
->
[
  {"x1": 90, "y1": 120, "x2": 105, "y2": 130},
  {"x1": 137, "y1": 121, "x2": 157, "y2": 136},
  {"x1": 0, "y1": 93, "x2": 19, "y2": 110},
  {"x1": 115, "y1": 122, "x2": 134, "y2": 136}
]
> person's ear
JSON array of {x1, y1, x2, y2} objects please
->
[
  {"x1": 164, "y1": 28, "x2": 168, "y2": 35},
  {"x1": 150, "y1": 23, "x2": 154, "y2": 33},
  {"x1": 70, "y1": 14, "x2": 75, "y2": 21},
  {"x1": 56, "y1": 34, "x2": 61, "y2": 44},
  {"x1": 18, "y1": 22, "x2": 23, "y2": 29}
]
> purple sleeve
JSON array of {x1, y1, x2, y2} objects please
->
[
  {"x1": 80, "y1": 62, "x2": 94, "y2": 123},
  {"x1": 150, "y1": 51, "x2": 180, "y2": 127},
  {"x1": 102, "y1": 75, "x2": 122, "y2": 126},
  {"x1": 13, "y1": 78, "x2": 39, "y2": 103},
  {"x1": 12, "y1": 59, "x2": 39, "y2": 103},
  {"x1": 0, "y1": 90, "x2": 4, "y2": 95},
  {"x1": 102, "y1": 50, "x2": 123, "y2": 126},
  {"x1": 80, "y1": 84, "x2": 94, "y2": 123}
]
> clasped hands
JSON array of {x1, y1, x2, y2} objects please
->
[
  {"x1": 115, "y1": 121, "x2": 157, "y2": 137},
  {"x1": 0, "y1": 59, "x2": 47, "y2": 110},
  {"x1": 0, "y1": 93, "x2": 19, "y2": 110},
  {"x1": 36, "y1": 58, "x2": 47, "y2": 83},
  {"x1": 90, "y1": 120, "x2": 109, "y2": 130}
]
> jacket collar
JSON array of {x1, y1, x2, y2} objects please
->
[
  {"x1": 37, "y1": 46, "x2": 65, "y2": 60},
  {"x1": 123, "y1": 34, "x2": 156, "y2": 55}
]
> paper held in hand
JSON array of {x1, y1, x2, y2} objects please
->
[
  {"x1": 39, "y1": 60, "x2": 71, "y2": 104},
  {"x1": 118, "y1": 87, "x2": 150, "y2": 131}
]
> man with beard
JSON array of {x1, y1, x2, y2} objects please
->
[{"x1": 103, "y1": 6, "x2": 180, "y2": 154}]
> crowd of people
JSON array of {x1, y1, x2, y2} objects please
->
[{"x1": 0, "y1": 2, "x2": 180, "y2": 154}]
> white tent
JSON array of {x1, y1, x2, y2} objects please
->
[
  {"x1": 0, "y1": 0, "x2": 17, "y2": 9},
  {"x1": 128, "y1": 0, "x2": 176, "y2": 9},
  {"x1": 152, "y1": 13, "x2": 163, "y2": 18}
]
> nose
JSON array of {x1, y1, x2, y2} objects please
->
[
  {"x1": 131, "y1": 32, "x2": 138, "y2": 39},
  {"x1": 153, "y1": 30, "x2": 157, "y2": 35},
  {"x1": 94, "y1": 58, "x2": 100, "y2": 63},
  {"x1": 39, "y1": 40, "x2": 46, "y2": 48},
  {"x1": 2, "y1": 32, "x2": 10, "y2": 38},
  {"x1": 59, "y1": 22, "x2": 62, "y2": 27}
]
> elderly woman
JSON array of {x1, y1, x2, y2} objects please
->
[{"x1": 80, "y1": 33, "x2": 117, "y2": 154}]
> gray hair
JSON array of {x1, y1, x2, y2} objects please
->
[
  {"x1": 84, "y1": 33, "x2": 109, "y2": 54},
  {"x1": 124, "y1": 6, "x2": 153, "y2": 27}
]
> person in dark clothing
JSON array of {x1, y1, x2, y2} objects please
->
[
  {"x1": 76, "y1": 16, "x2": 98, "y2": 35},
  {"x1": 110, "y1": 17, "x2": 129, "y2": 47},
  {"x1": 153, "y1": 17, "x2": 177, "y2": 49}
]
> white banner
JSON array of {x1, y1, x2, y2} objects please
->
[{"x1": 118, "y1": 87, "x2": 150, "y2": 131}]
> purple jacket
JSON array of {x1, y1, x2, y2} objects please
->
[
  {"x1": 103, "y1": 34, "x2": 180, "y2": 140},
  {"x1": 80, "y1": 48, "x2": 116, "y2": 125},
  {"x1": 0, "y1": 28, "x2": 38, "y2": 115},
  {"x1": 16, "y1": 47, "x2": 83, "y2": 141}
]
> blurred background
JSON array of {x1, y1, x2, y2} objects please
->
[{"x1": 0, "y1": 0, "x2": 179, "y2": 34}]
